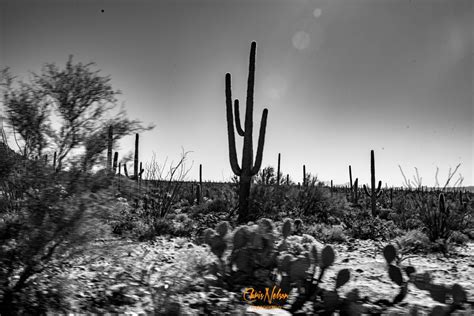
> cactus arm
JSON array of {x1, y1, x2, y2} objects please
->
[
  {"x1": 225, "y1": 73, "x2": 242, "y2": 176},
  {"x1": 244, "y1": 42, "x2": 256, "y2": 136},
  {"x1": 376, "y1": 180, "x2": 382, "y2": 193},
  {"x1": 139, "y1": 161, "x2": 144, "y2": 178},
  {"x1": 251, "y1": 108, "x2": 268, "y2": 176},
  {"x1": 376, "y1": 181, "x2": 383, "y2": 197},
  {"x1": 354, "y1": 178, "x2": 360, "y2": 200},
  {"x1": 363, "y1": 184, "x2": 371, "y2": 197},
  {"x1": 349, "y1": 165, "x2": 353, "y2": 189},
  {"x1": 233, "y1": 99, "x2": 245, "y2": 137},
  {"x1": 123, "y1": 163, "x2": 129, "y2": 178}
]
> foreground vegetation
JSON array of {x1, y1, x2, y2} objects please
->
[
  {"x1": 1, "y1": 45, "x2": 473, "y2": 315},
  {"x1": 1, "y1": 154, "x2": 472, "y2": 315}
]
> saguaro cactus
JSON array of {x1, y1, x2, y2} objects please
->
[
  {"x1": 349, "y1": 165, "x2": 353, "y2": 201},
  {"x1": 123, "y1": 133, "x2": 143, "y2": 181},
  {"x1": 113, "y1": 152, "x2": 118, "y2": 174},
  {"x1": 198, "y1": 164, "x2": 203, "y2": 203},
  {"x1": 133, "y1": 133, "x2": 139, "y2": 181},
  {"x1": 353, "y1": 178, "x2": 361, "y2": 204},
  {"x1": 363, "y1": 150, "x2": 382, "y2": 216},
  {"x1": 53, "y1": 151, "x2": 57, "y2": 170},
  {"x1": 277, "y1": 153, "x2": 281, "y2": 186},
  {"x1": 225, "y1": 41, "x2": 269, "y2": 222},
  {"x1": 196, "y1": 183, "x2": 202, "y2": 205},
  {"x1": 303, "y1": 165, "x2": 307, "y2": 187},
  {"x1": 106, "y1": 125, "x2": 113, "y2": 171}
]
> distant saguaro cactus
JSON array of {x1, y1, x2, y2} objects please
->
[
  {"x1": 349, "y1": 165, "x2": 353, "y2": 201},
  {"x1": 196, "y1": 183, "x2": 202, "y2": 205},
  {"x1": 225, "y1": 41, "x2": 269, "y2": 223},
  {"x1": 198, "y1": 164, "x2": 203, "y2": 204},
  {"x1": 133, "y1": 133, "x2": 139, "y2": 181},
  {"x1": 363, "y1": 150, "x2": 382, "y2": 216},
  {"x1": 113, "y1": 152, "x2": 118, "y2": 174},
  {"x1": 106, "y1": 125, "x2": 113, "y2": 171},
  {"x1": 123, "y1": 133, "x2": 143, "y2": 182},
  {"x1": 277, "y1": 153, "x2": 281, "y2": 186},
  {"x1": 353, "y1": 178, "x2": 361, "y2": 204},
  {"x1": 303, "y1": 165, "x2": 307, "y2": 187},
  {"x1": 53, "y1": 151, "x2": 57, "y2": 170}
]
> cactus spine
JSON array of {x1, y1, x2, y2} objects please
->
[
  {"x1": 225, "y1": 41, "x2": 268, "y2": 223},
  {"x1": 363, "y1": 150, "x2": 382, "y2": 216}
]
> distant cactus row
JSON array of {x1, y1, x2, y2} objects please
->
[{"x1": 105, "y1": 126, "x2": 143, "y2": 182}]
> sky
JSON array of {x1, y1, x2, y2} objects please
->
[{"x1": 1, "y1": 0, "x2": 472, "y2": 187}]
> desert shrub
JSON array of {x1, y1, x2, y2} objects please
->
[
  {"x1": 343, "y1": 209, "x2": 402, "y2": 240},
  {"x1": 283, "y1": 234, "x2": 319, "y2": 256},
  {"x1": 0, "y1": 59, "x2": 150, "y2": 314},
  {"x1": 394, "y1": 229, "x2": 432, "y2": 254},
  {"x1": 448, "y1": 230, "x2": 469, "y2": 245},
  {"x1": 3, "y1": 273, "x2": 72, "y2": 315},
  {"x1": 391, "y1": 194, "x2": 422, "y2": 230},
  {"x1": 418, "y1": 193, "x2": 472, "y2": 242},
  {"x1": 0, "y1": 160, "x2": 115, "y2": 314},
  {"x1": 247, "y1": 185, "x2": 288, "y2": 220},
  {"x1": 119, "y1": 212, "x2": 196, "y2": 241},
  {"x1": 305, "y1": 224, "x2": 347, "y2": 243},
  {"x1": 109, "y1": 197, "x2": 137, "y2": 235},
  {"x1": 187, "y1": 199, "x2": 233, "y2": 232},
  {"x1": 293, "y1": 185, "x2": 330, "y2": 218},
  {"x1": 203, "y1": 198, "x2": 231, "y2": 214}
]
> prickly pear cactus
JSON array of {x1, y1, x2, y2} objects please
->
[
  {"x1": 382, "y1": 244, "x2": 469, "y2": 315},
  {"x1": 203, "y1": 218, "x2": 365, "y2": 314},
  {"x1": 203, "y1": 218, "x2": 280, "y2": 289},
  {"x1": 286, "y1": 243, "x2": 356, "y2": 314}
]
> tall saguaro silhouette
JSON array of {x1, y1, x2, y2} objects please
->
[
  {"x1": 363, "y1": 150, "x2": 382, "y2": 216},
  {"x1": 225, "y1": 41, "x2": 269, "y2": 223}
]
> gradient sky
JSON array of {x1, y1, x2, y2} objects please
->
[{"x1": 1, "y1": 0, "x2": 472, "y2": 186}]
